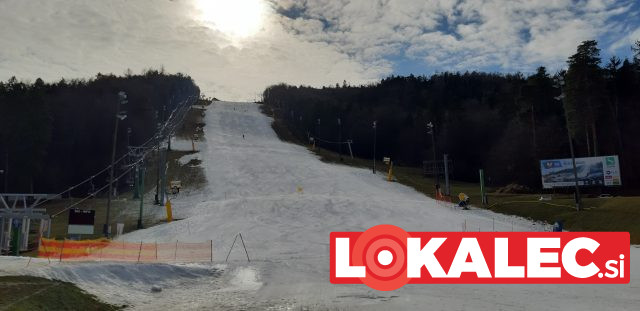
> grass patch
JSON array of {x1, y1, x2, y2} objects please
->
[
  {"x1": 0, "y1": 275, "x2": 123, "y2": 311},
  {"x1": 266, "y1": 112, "x2": 640, "y2": 243}
]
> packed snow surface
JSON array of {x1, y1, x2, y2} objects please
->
[{"x1": 2, "y1": 101, "x2": 638, "y2": 310}]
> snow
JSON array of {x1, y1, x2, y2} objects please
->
[
  {"x1": 2, "y1": 101, "x2": 639, "y2": 310},
  {"x1": 177, "y1": 152, "x2": 200, "y2": 166}
]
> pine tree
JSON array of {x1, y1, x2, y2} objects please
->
[{"x1": 564, "y1": 40, "x2": 605, "y2": 156}]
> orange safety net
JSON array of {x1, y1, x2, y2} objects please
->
[
  {"x1": 435, "y1": 190, "x2": 452, "y2": 203},
  {"x1": 38, "y1": 238, "x2": 213, "y2": 262}
]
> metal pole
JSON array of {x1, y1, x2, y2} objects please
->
[
  {"x1": 316, "y1": 118, "x2": 320, "y2": 148},
  {"x1": 338, "y1": 118, "x2": 342, "y2": 161},
  {"x1": 104, "y1": 97, "x2": 121, "y2": 237},
  {"x1": 137, "y1": 166, "x2": 145, "y2": 229},
  {"x1": 167, "y1": 100, "x2": 172, "y2": 151},
  {"x1": 479, "y1": 169, "x2": 487, "y2": 206},
  {"x1": 444, "y1": 154, "x2": 450, "y2": 196},
  {"x1": 159, "y1": 150, "x2": 166, "y2": 205},
  {"x1": 132, "y1": 165, "x2": 139, "y2": 199},
  {"x1": 46, "y1": 219, "x2": 51, "y2": 238},
  {"x1": 3, "y1": 152, "x2": 7, "y2": 193},
  {"x1": 431, "y1": 131, "x2": 438, "y2": 186},
  {"x1": 567, "y1": 136, "x2": 582, "y2": 211},
  {"x1": 127, "y1": 127, "x2": 133, "y2": 193},
  {"x1": 155, "y1": 134, "x2": 160, "y2": 205},
  {"x1": 0, "y1": 217, "x2": 5, "y2": 251},
  {"x1": 162, "y1": 151, "x2": 168, "y2": 204},
  {"x1": 557, "y1": 80, "x2": 581, "y2": 212},
  {"x1": 373, "y1": 121, "x2": 377, "y2": 174},
  {"x1": 428, "y1": 122, "x2": 439, "y2": 186}
]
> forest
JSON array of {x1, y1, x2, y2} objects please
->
[
  {"x1": 0, "y1": 70, "x2": 200, "y2": 194},
  {"x1": 262, "y1": 40, "x2": 640, "y2": 192}
]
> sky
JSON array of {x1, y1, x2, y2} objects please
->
[{"x1": 0, "y1": 0, "x2": 638, "y2": 101}]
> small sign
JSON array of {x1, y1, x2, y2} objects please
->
[{"x1": 68, "y1": 209, "x2": 95, "y2": 235}]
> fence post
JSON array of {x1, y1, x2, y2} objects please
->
[
  {"x1": 210, "y1": 240, "x2": 213, "y2": 262},
  {"x1": 174, "y1": 240, "x2": 178, "y2": 262},
  {"x1": 137, "y1": 241, "x2": 143, "y2": 263},
  {"x1": 42, "y1": 238, "x2": 51, "y2": 264},
  {"x1": 155, "y1": 241, "x2": 158, "y2": 261},
  {"x1": 59, "y1": 239, "x2": 65, "y2": 262}
]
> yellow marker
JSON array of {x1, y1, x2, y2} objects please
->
[
  {"x1": 165, "y1": 200, "x2": 173, "y2": 222},
  {"x1": 387, "y1": 161, "x2": 394, "y2": 182}
]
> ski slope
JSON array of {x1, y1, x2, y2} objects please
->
[{"x1": 2, "y1": 101, "x2": 639, "y2": 310}]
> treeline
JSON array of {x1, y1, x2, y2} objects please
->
[
  {"x1": 262, "y1": 40, "x2": 640, "y2": 192},
  {"x1": 0, "y1": 70, "x2": 200, "y2": 193}
]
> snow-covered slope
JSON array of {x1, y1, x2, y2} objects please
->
[{"x1": 2, "y1": 101, "x2": 638, "y2": 310}]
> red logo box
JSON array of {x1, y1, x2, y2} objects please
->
[{"x1": 330, "y1": 225, "x2": 630, "y2": 291}]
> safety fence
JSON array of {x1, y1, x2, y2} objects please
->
[{"x1": 38, "y1": 238, "x2": 213, "y2": 263}]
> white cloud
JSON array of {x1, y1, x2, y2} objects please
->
[
  {"x1": 0, "y1": 0, "x2": 636, "y2": 100},
  {"x1": 274, "y1": 0, "x2": 635, "y2": 73},
  {"x1": 0, "y1": 0, "x2": 388, "y2": 101}
]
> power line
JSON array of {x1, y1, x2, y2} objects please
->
[
  {"x1": 50, "y1": 124, "x2": 173, "y2": 218},
  {"x1": 313, "y1": 136, "x2": 352, "y2": 145},
  {"x1": 51, "y1": 158, "x2": 140, "y2": 217},
  {"x1": 32, "y1": 95, "x2": 196, "y2": 208}
]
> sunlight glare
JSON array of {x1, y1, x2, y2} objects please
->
[{"x1": 196, "y1": 0, "x2": 266, "y2": 39}]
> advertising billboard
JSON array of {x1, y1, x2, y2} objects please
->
[{"x1": 540, "y1": 155, "x2": 621, "y2": 189}]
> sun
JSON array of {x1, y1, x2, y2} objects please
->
[{"x1": 196, "y1": 0, "x2": 266, "y2": 39}]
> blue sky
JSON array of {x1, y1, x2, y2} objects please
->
[
  {"x1": 0, "y1": 0, "x2": 639, "y2": 100},
  {"x1": 277, "y1": 0, "x2": 640, "y2": 76}
]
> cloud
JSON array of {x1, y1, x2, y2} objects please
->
[
  {"x1": 0, "y1": 0, "x2": 637, "y2": 101},
  {"x1": 0, "y1": 0, "x2": 388, "y2": 101},
  {"x1": 274, "y1": 0, "x2": 638, "y2": 73}
]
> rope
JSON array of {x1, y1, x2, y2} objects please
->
[
  {"x1": 32, "y1": 96, "x2": 196, "y2": 208},
  {"x1": 313, "y1": 136, "x2": 351, "y2": 144},
  {"x1": 51, "y1": 162, "x2": 138, "y2": 217},
  {"x1": 486, "y1": 200, "x2": 575, "y2": 209}
]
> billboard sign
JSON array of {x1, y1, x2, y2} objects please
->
[
  {"x1": 68, "y1": 209, "x2": 95, "y2": 235},
  {"x1": 540, "y1": 155, "x2": 621, "y2": 189}
]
